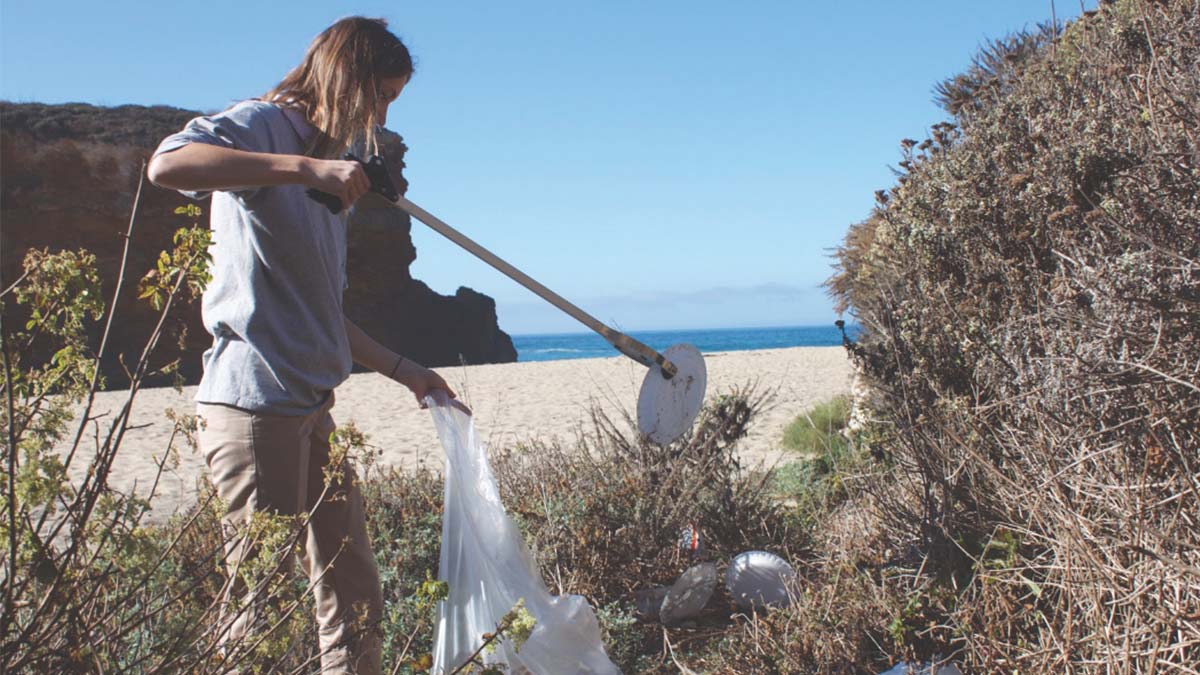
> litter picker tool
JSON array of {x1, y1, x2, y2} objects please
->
[{"x1": 308, "y1": 153, "x2": 706, "y2": 444}]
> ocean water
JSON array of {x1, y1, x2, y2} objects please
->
[{"x1": 512, "y1": 325, "x2": 858, "y2": 362}]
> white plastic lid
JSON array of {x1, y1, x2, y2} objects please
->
[{"x1": 725, "y1": 550, "x2": 797, "y2": 610}]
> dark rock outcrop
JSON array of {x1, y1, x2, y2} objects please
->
[
  {"x1": 343, "y1": 131, "x2": 517, "y2": 367},
  {"x1": 1, "y1": 101, "x2": 516, "y2": 389}
]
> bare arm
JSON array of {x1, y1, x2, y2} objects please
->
[
  {"x1": 147, "y1": 143, "x2": 371, "y2": 208},
  {"x1": 343, "y1": 315, "x2": 458, "y2": 406}
]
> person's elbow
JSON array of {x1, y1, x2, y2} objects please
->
[
  {"x1": 146, "y1": 151, "x2": 181, "y2": 188},
  {"x1": 147, "y1": 145, "x2": 204, "y2": 189}
]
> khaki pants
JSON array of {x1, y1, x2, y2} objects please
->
[{"x1": 199, "y1": 393, "x2": 384, "y2": 675}]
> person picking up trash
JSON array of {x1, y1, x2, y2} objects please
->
[{"x1": 148, "y1": 16, "x2": 455, "y2": 674}]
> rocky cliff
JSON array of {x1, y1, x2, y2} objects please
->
[
  {"x1": 1, "y1": 101, "x2": 516, "y2": 389},
  {"x1": 343, "y1": 131, "x2": 517, "y2": 368}
]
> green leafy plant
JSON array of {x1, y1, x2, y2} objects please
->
[
  {"x1": 0, "y1": 170, "x2": 238, "y2": 673},
  {"x1": 446, "y1": 598, "x2": 537, "y2": 675},
  {"x1": 138, "y1": 205, "x2": 212, "y2": 311},
  {"x1": 781, "y1": 395, "x2": 852, "y2": 456}
]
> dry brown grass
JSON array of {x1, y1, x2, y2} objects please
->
[{"x1": 827, "y1": 1, "x2": 1200, "y2": 672}]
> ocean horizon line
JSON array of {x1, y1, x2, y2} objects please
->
[
  {"x1": 509, "y1": 324, "x2": 859, "y2": 363},
  {"x1": 506, "y1": 322, "x2": 856, "y2": 339}
]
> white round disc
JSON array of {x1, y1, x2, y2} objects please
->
[
  {"x1": 637, "y1": 343, "x2": 707, "y2": 445},
  {"x1": 725, "y1": 550, "x2": 797, "y2": 610}
]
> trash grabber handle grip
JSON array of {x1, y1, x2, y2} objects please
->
[{"x1": 306, "y1": 154, "x2": 400, "y2": 214}]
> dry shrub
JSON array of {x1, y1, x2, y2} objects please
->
[
  {"x1": 485, "y1": 388, "x2": 810, "y2": 671},
  {"x1": 360, "y1": 464, "x2": 447, "y2": 665},
  {"x1": 491, "y1": 388, "x2": 786, "y2": 600},
  {"x1": 828, "y1": 1, "x2": 1200, "y2": 672},
  {"x1": 364, "y1": 388, "x2": 904, "y2": 673},
  {"x1": 692, "y1": 482, "x2": 896, "y2": 674}
]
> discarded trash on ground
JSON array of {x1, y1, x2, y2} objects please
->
[
  {"x1": 660, "y1": 562, "x2": 717, "y2": 625},
  {"x1": 636, "y1": 547, "x2": 798, "y2": 623},
  {"x1": 725, "y1": 550, "x2": 796, "y2": 611},
  {"x1": 677, "y1": 524, "x2": 704, "y2": 557}
]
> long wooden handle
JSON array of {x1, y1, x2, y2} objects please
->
[{"x1": 389, "y1": 195, "x2": 677, "y2": 378}]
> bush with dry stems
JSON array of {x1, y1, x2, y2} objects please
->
[{"x1": 828, "y1": 1, "x2": 1200, "y2": 671}]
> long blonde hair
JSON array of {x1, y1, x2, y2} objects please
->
[{"x1": 265, "y1": 17, "x2": 414, "y2": 159}]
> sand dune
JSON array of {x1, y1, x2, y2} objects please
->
[{"x1": 61, "y1": 346, "x2": 851, "y2": 521}]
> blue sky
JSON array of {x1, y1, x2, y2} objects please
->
[{"x1": 1, "y1": 1, "x2": 1085, "y2": 335}]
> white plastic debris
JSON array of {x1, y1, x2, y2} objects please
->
[
  {"x1": 427, "y1": 392, "x2": 620, "y2": 674},
  {"x1": 659, "y1": 562, "x2": 717, "y2": 625},
  {"x1": 725, "y1": 550, "x2": 797, "y2": 610}
]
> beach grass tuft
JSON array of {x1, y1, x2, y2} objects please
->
[{"x1": 780, "y1": 394, "x2": 851, "y2": 457}]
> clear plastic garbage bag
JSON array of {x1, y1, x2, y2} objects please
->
[{"x1": 426, "y1": 391, "x2": 621, "y2": 674}]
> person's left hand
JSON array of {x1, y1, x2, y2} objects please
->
[{"x1": 393, "y1": 359, "x2": 458, "y2": 408}]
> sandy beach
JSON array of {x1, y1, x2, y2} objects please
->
[{"x1": 60, "y1": 346, "x2": 851, "y2": 521}]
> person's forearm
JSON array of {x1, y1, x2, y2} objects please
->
[
  {"x1": 344, "y1": 316, "x2": 402, "y2": 378},
  {"x1": 344, "y1": 315, "x2": 458, "y2": 404},
  {"x1": 147, "y1": 143, "x2": 310, "y2": 193}
]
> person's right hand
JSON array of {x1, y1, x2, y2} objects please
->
[{"x1": 302, "y1": 157, "x2": 371, "y2": 209}]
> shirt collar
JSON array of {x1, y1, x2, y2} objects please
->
[{"x1": 278, "y1": 103, "x2": 316, "y2": 145}]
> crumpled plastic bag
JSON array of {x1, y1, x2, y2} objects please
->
[{"x1": 426, "y1": 391, "x2": 621, "y2": 674}]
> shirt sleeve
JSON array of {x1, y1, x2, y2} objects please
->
[{"x1": 152, "y1": 101, "x2": 276, "y2": 200}]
